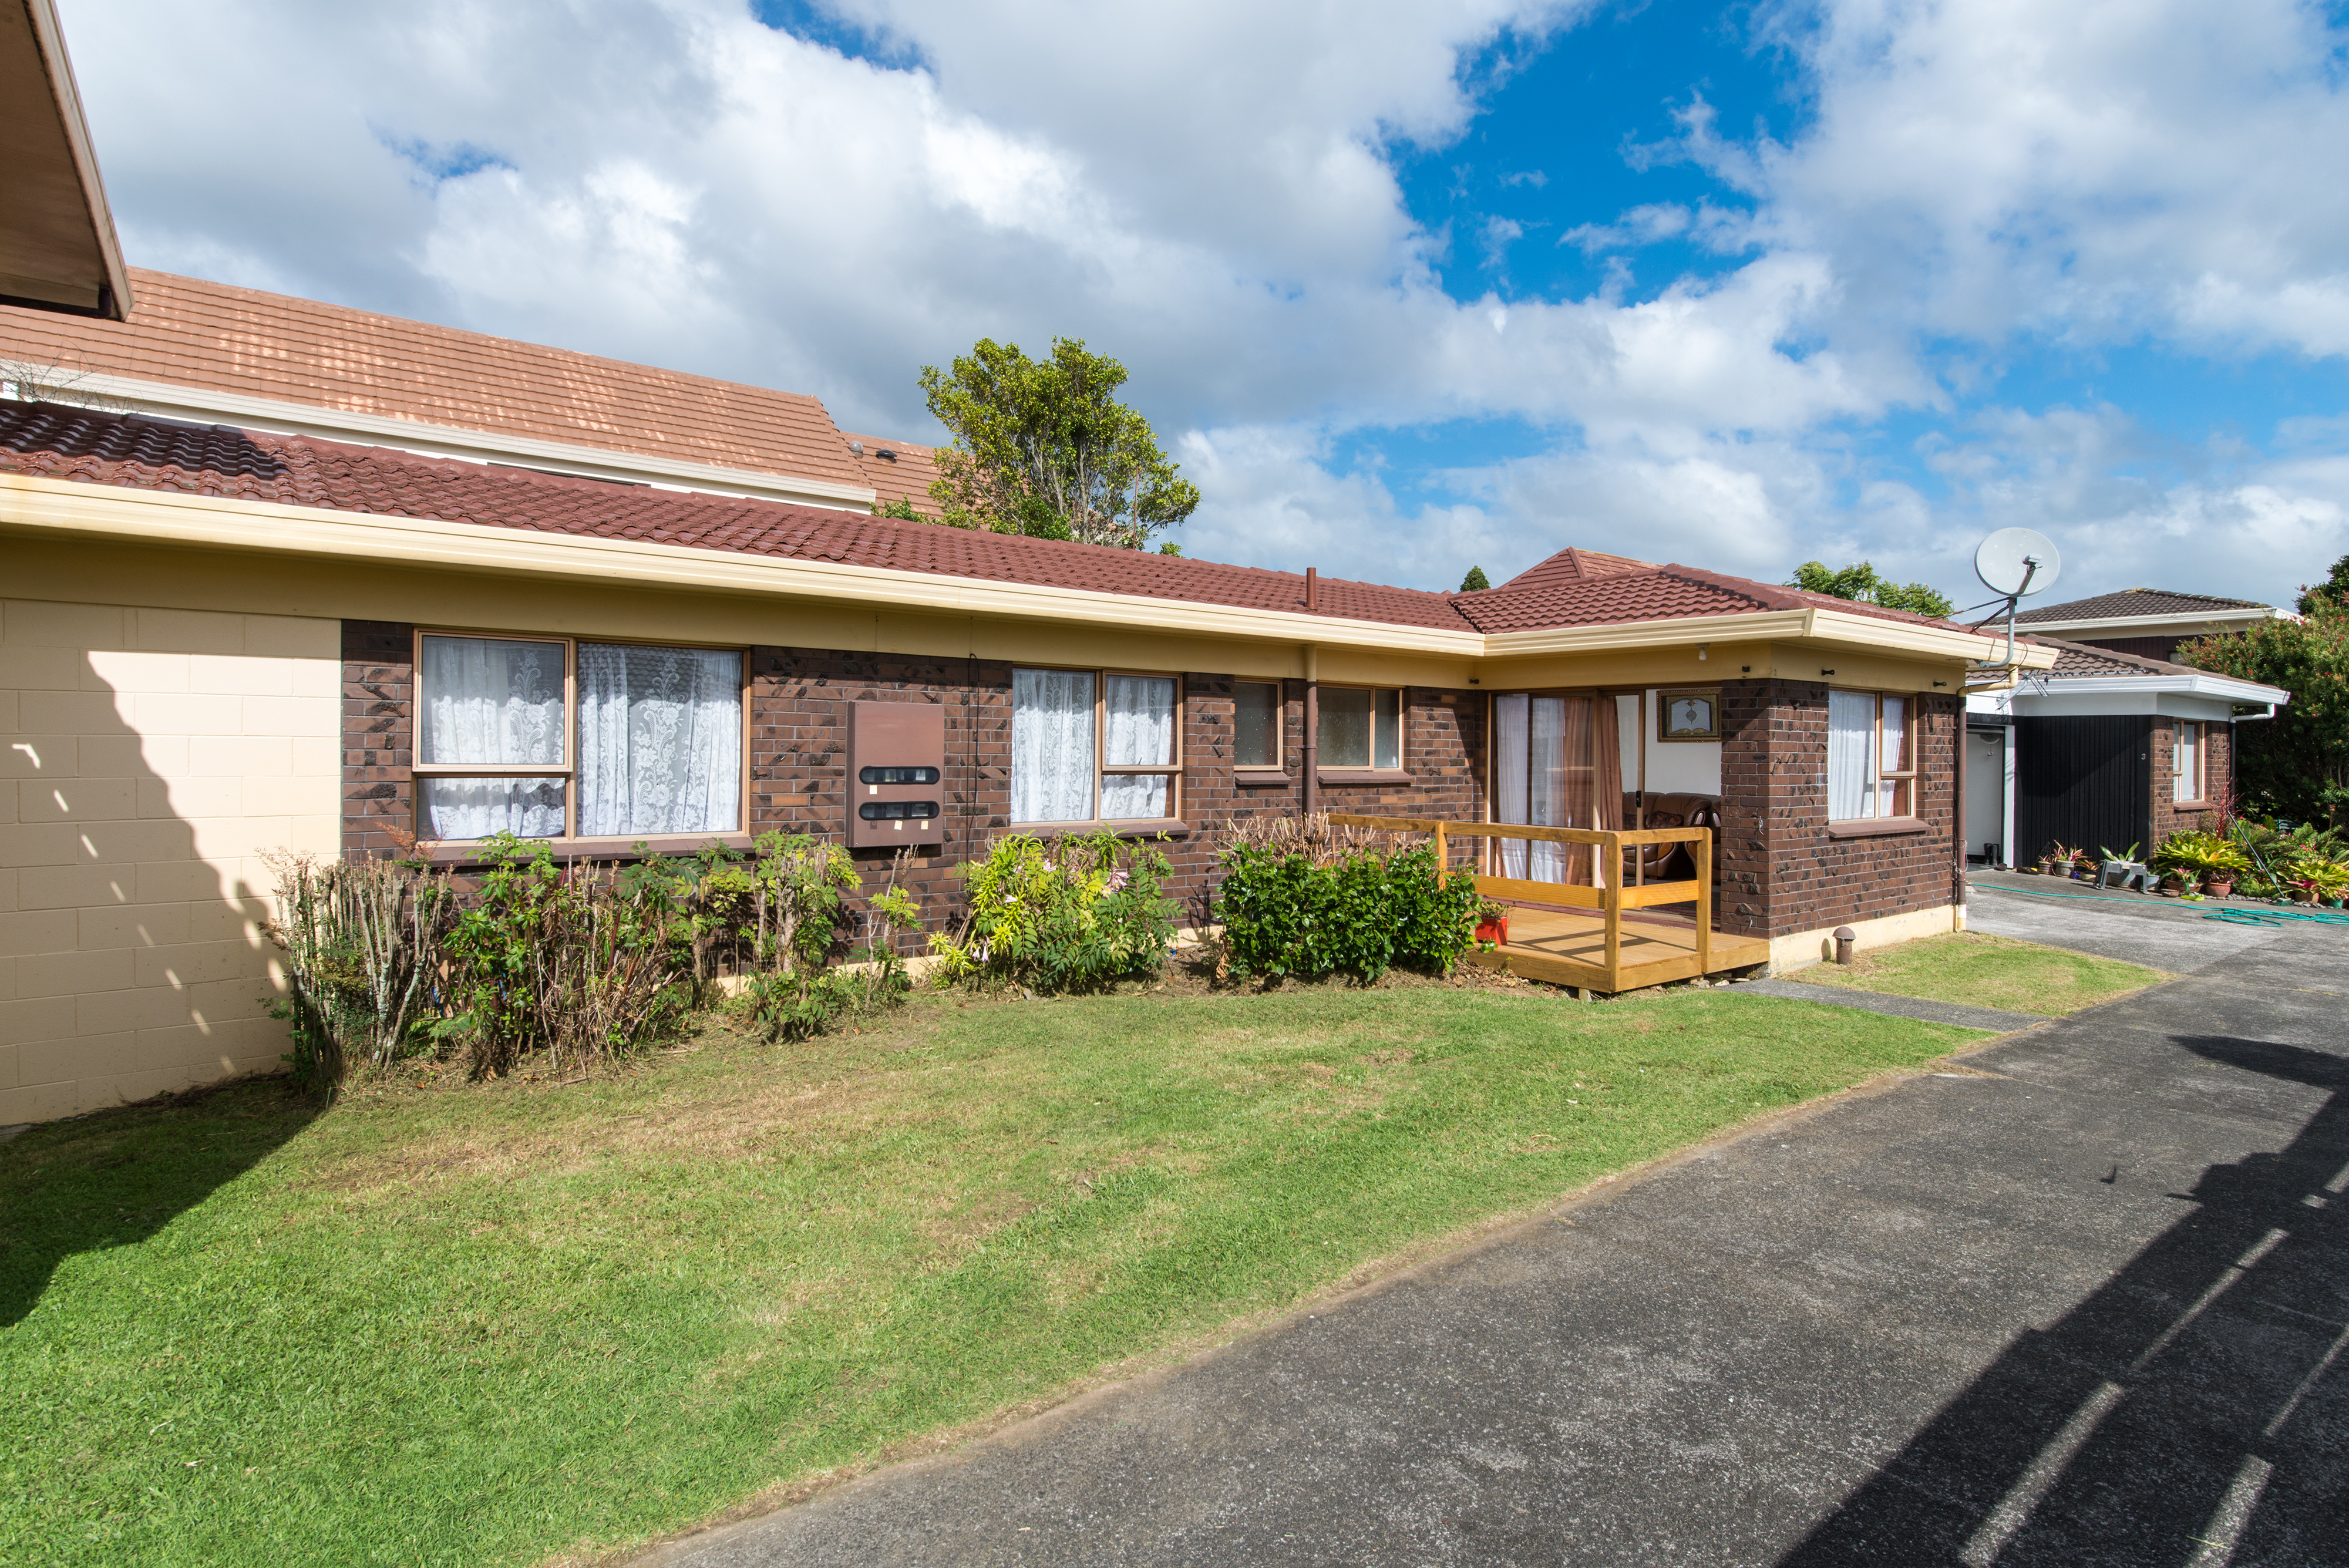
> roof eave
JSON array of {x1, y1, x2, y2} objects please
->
[
  {"x1": 0, "y1": 0, "x2": 132, "y2": 320},
  {"x1": 2013, "y1": 607, "x2": 2282, "y2": 633},
  {"x1": 2031, "y1": 672, "x2": 2292, "y2": 705},
  {"x1": 0, "y1": 471, "x2": 1486, "y2": 655}
]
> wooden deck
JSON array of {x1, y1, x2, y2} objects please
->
[
  {"x1": 1322, "y1": 811, "x2": 1761, "y2": 994},
  {"x1": 1465, "y1": 904, "x2": 1769, "y2": 991}
]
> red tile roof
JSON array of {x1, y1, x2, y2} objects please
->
[
  {"x1": 0, "y1": 269, "x2": 872, "y2": 490},
  {"x1": 841, "y1": 430, "x2": 942, "y2": 517},
  {"x1": 2025, "y1": 635, "x2": 2208, "y2": 679},
  {"x1": 1495, "y1": 546, "x2": 1655, "y2": 593},
  {"x1": 0, "y1": 403, "x2": 1975, "y2": 644}
]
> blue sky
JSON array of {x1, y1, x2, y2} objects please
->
[{"x1": 59, "y1": 0, "x2": 2349, "y2": 607}]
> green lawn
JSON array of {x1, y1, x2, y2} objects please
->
[
  {"x1": 2, "y1": 982, "x2": 1983, "y2": 1568},
  {"x1": 1789, "y1": 930, "x2": 2165, "y2": 1015}
]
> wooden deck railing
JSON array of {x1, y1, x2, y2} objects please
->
[{"x1": 1325, "y1": 813, "x2": 1714, "y2": 994}]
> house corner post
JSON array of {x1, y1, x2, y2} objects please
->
[{"x1": 1301, "y1": 644, "x2": 1319, "y2": 817}]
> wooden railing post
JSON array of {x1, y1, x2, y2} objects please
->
[
  {"x1": 1603, "y1": 829, "x2": 1623, "y2": 994},
  {"x1": 1433, "y1": 821, "x2": 1447, "y2": 877},
  {"x1": 1695, "y1": 829, "x2": 1712, "y2": 977}
]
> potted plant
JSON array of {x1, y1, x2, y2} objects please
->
[
  {"x1": 2154, "y1": 830, "x2": 2249, "y2": 899},
  {"x1": 2071, "y1": 849, "x2": 2097, "y2": 881},
  {"x1": 1474, "y1": 899, "x2": 1510, "y2": 947}
]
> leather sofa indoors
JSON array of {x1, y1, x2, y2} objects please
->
[{"x1": 1626, "y1": 793, "x2": 1721, "y2": 884}]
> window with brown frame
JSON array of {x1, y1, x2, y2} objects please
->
[
  {"x1": 1826, "y1": 689, "x2": 1916, "y2": 821},
  {"x1": 411, "y1": 631, "x2": 747, "y2": 842},
  {"x1": 2174, "y1": 720, "x2": 2205, "y2": 803},
  {"x1": 1233, "y1": 680, "x2": 1283, "y2": 769},
  {"x1": 1317, "y1": 685, "x2": 1402, "y2": 770},
  {"x1": 1009, "y1": 667, "x2": 1183, "y2": 825}
]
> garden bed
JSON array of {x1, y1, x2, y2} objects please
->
[{"x1": 1, "y1": 980, "x2": 1984, "y2": 1567}]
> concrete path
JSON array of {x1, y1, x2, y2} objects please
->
[{"x1": 647, "y1": 902, "x2": 2349, "y2": 1568}]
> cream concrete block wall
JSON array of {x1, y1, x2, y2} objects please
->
[
  {"x1": 1, "y1": 599, "x2": 339, "y2": 1123},
  {"x1": 1767, "y1": 904, "x2": 1961, "y2": 976}
]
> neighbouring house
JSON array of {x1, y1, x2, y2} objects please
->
[
  {"x1": 1964, "y1": 637, "x2": 2288, "y2": 867},
  {"x1": 1, "y1": 0, "x2": 131, "y2": 321},
  {"x1": 2008, "y1": 587, "x2": 2289, "y2": 664}
]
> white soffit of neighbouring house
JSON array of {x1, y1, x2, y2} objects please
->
[{"x1": 0, "y1": 0, "x2": 132, "y2": 319}]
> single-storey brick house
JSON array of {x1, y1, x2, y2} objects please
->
[{"x1": 1, "y1": 278, "x2": 2047, "y2": 1123}]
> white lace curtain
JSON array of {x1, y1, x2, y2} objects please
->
[
  {"x1": 1013, "y1": 668, "x2": 1096, "y2": 822},
  {"x1": 1828, "y1": 689, "x2": 1877, "y2": 820},
  {"x1": 576, "y1": 642, "x2": 742, "y2": 837},
  {"x1": 1102, "y1": 675, "x2": 1174, "y2": 820},
  {"x1": 418, "y1": 636, "x2": 567, "y2": 839},
  {"x1": 415, "y1": 635, "x2": 741, "y2": 840},
  {"x1": 1493, "y1": 693, "x2": 1603, "y2": 884}
]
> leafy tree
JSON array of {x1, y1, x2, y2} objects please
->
[
  {"x1": 870, "y1": 495, "x2": 922, "y2": 521},
  {"x1": 2179, "y1": 595, "x2": 2349, "y2": 829},
  {"x1": 2296, "y1": 552, "x2": 2349, "y2": 615},
  {"x1": 1460, "y1": 565, "x2": 1492, "y2": 592},
  {"x1": 1788, "y1": 560, "x2": 1954, "y2": 618},
  {"x1": 918, "y1": 338, "x2": 1200, "y2": 549}
]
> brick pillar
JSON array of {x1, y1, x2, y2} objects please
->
[
  {"x1": 1717, "y1": 678, "x2": 1826, "y2": 940},
  {"x1": 342, "y1": 621, "x2": 415, "y2": 857}
]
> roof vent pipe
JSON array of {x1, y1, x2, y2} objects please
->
[{"x1": 1305, "y1": 567, "x2": 1318, "y2": 612}]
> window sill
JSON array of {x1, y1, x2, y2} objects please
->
[
  {"x1": 2171, "y1": 800, "x2": 2215, "y2": 812},
  {"x1": 1825, "y1": 816, "x2": 1928, "y2": 840},
  {"x1": 1234, "y1": 770, "x2": 1294, "y2": 788},
  {"x1": 1014, "y1": 820, "x2": 1193, "y2": 840},
  {"x1": 415, "y1": 832, "x2": 756, "y2": 866},
  {"x1": 1316, "y1": 769, "x2": 1414, "y2": 786}
]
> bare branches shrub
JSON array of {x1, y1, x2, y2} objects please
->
[
  {"x1": 1214, "y1": 811, "x2": 1410, "y2": 867},
  {"x1": 261, "y1": 850, "x2": 452, "y2": 1092}
]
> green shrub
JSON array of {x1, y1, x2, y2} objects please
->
[
  {"x1": 930, "y1": 832, "x2": 1177, "y2": 991},
  {"x1": 1214, "y1": 842, "x2": 1479, "y2": 983},
  {"x1": 740, "y1": 840, "x2": 920, "y2": 1041}
]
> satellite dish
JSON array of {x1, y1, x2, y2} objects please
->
[{"x1": 1974, "y1": 528, "x2": 2061, "y2": 598}]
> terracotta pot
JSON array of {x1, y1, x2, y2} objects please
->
[
  {"x1": 1475, "y1": 914, "x2": 1509, "y2": 945},
  {"x1": 2294, "y1": 886, "x2": 2318, "y2": 904},
  {"x1": 2160, "y1": 874, "x2": 2187, "y2": 897},
  {"x1": 2202, "y1": 877, "x2": 2233, "y2": 897}
]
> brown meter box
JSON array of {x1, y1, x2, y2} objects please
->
[{"x1": 847, "y1": 701, "x2": 947, "y2": 848}]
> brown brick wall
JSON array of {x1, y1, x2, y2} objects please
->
[
  {"x1": 2150, "y1": 714, "x2": 2232, "y2": 844},
  {"x1": 341, "y1": 620, "x2": 415, "y2": 857},
  {"x1": 1717, "y1": 679, "x2": 1960, "y2": 939},
  {"x1": 2077, "y1": 635, "x2": 2186, "y2": 662}
]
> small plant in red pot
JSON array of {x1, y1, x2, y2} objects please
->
[{"x1": 1474, "y1": 899, "x2": 1510, "y2": 947}]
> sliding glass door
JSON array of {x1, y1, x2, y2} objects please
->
[{"x1": 1490, "y1": 692, "x2": 1620, "y2": 886}]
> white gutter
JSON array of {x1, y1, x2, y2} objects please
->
[
  {"x1": 2028, "y1": 672, "x2": 2290, "y2": 705},
  {"x1": 2014, "y1": 607, "x2": 2285, "y2": 634},
  {"x1": 28, "y1": 371, "x2": 881, "y2": 511}
]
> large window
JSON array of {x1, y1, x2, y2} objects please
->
[
  {"x1": 1234, "y1": 680, "x2": 1283, "y2": 769},
  {"x1": 1011, "y1": 668, "x2": 1183, "y2": 825},
  {"x1": 1828, "y1": 690, "x2": 1914, "y2": 821},
  {"x1": 1318, "y1": 686, "x2": 1401, "y2": 769},
  {"x1": 414, "y1": 632, "x2": 744, "y2": 842},
  {"x1": 2174, "y1": 721, "x2": 2205, "y2": 803}
]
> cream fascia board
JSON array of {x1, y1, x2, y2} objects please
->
[
  {"x1": 0, "y1": 472, "x2": 1486, "y2": 657},
  {"x1": 0, "y1": 474, "x2": 2059, "y2": 667},
  {"x1": 2013, "y1": 607, "x2": 2283, "y2": 634},
  {"x1": 56, "y1": 371, "x2": 879, "y2": 510},
  {"x1": 1482, "y1": 605, "x2": 2039, "y2": 667}
]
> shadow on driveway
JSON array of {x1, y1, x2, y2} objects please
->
[{"x1": 1779, "y1": 1034, "x2": 2348, "y2": 1567}]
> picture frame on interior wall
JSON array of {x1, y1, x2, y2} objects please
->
[{"x1": 1657, "y1": 688, "x2": 1719, "y2": 742}]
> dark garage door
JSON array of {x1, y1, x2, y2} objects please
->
[{"x1": 2017, "y1": 715, "x2": 2152, "y2": 862}]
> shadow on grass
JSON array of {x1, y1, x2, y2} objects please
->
[
  {"x1": 0, "y1": 1075, "x2": 319, "y2": 1327},
  {"x1": 1777, "y1": 1032, "x2": 2349, "y2": 1567}
]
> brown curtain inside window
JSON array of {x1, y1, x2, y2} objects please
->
[{"x1": 1560, "y1": 696, "x2": 1594, "y2": 884}]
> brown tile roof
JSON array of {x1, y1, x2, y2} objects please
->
[
  {"x1": 1496, "y1": 546, "x2": 1656, "y2": 592},
  {"x1": 2014, "y1": 587, "x2": 2273, "y2": 623},
  {"x1": 0, "y1": 403, "x2": 1985, "y2": 645},
  {"x1": 0, "y1": 268, "x2": 872, "y2": 490},
  {"x1": 0, "y1": 402, "x2": 1473, "y2": 628},
  {"x1": 1455, "y1": 556, "x2": 1956, "y2": 635},
  {"x1": 841, "y1": 431, "x2": 942, "y2": 517},
  {"x1": 2024, "y1": 635, "x2": 2208, "y2": 679}
]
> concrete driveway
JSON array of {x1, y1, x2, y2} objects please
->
[{"x1": 646, "y1": 884, "x2": 2348, "y2": 1567}]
